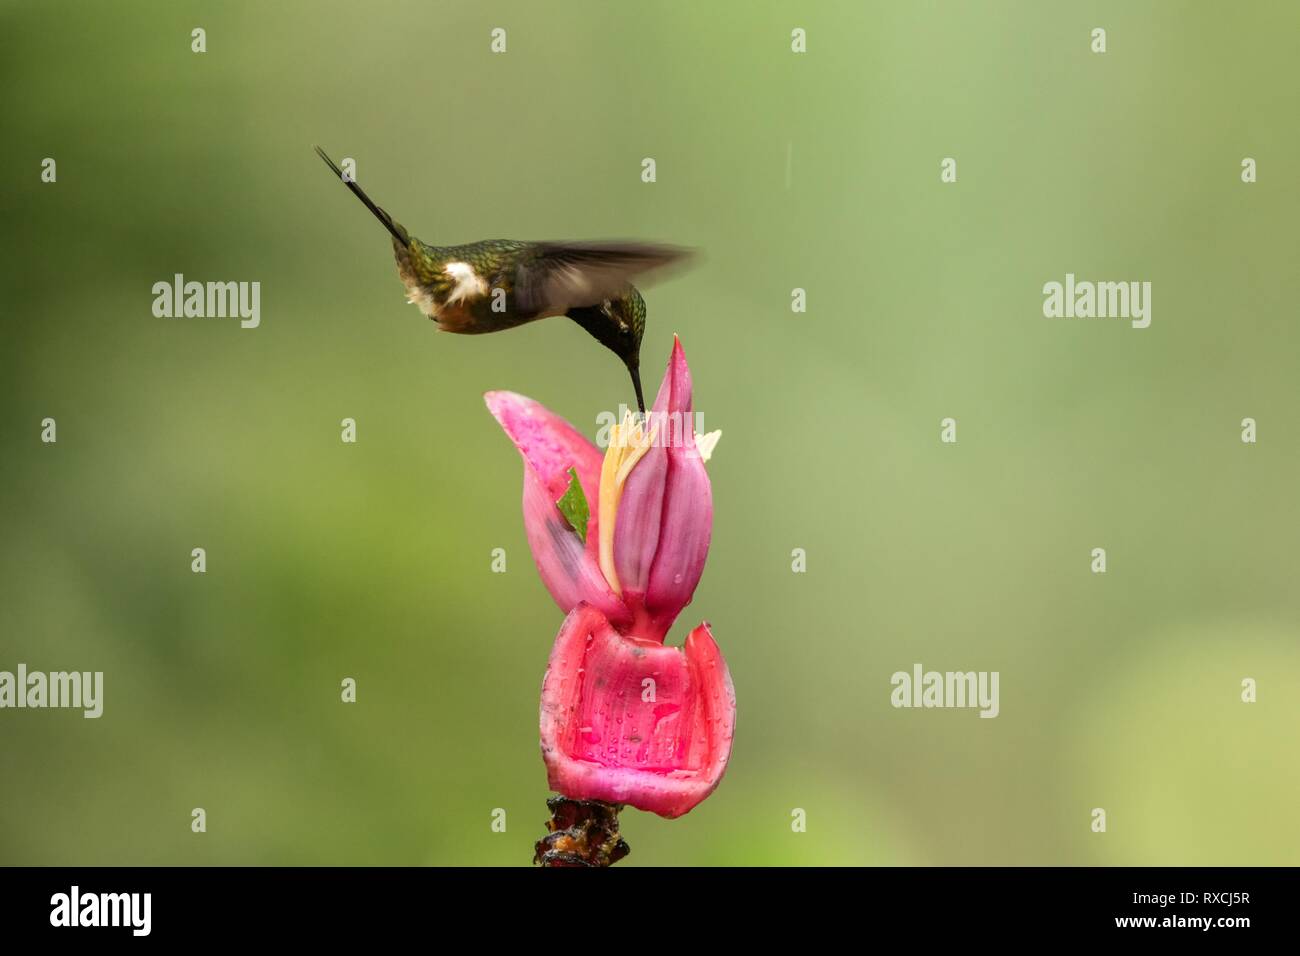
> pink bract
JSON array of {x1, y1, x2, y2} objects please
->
[{"x1": 539, "y1": 603, "x2": 735, "y2": 818}]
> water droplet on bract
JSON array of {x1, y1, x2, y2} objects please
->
[{"x1": 673, "y1": 573, "x2": 683, "y2": 584}]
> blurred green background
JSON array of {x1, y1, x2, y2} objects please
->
[{"x1": 2, "y1": 0, "x2": 1298, "y2": 866}]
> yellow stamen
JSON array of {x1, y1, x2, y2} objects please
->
[{"x1": 598, "y1": 411, "x2": 657, "y2": 596}]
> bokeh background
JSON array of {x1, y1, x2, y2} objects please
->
[{"x1": 2, "y1": 1, "x2": 1298, "y2": 866}]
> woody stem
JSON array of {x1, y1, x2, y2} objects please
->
[{"x1": 533, "y1": 796, "x2": 630, "y2": 867}]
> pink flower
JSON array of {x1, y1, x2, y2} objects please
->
[
  {"x1": 485, "y1": 336, "x2": 715, "y2": 641},
  {"x1": 486, "y1": 336, "x2": 735, "y2": 818}
]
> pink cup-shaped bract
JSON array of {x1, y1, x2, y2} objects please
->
[
  {"x1": 539, "y1": 603, "x2": 735, "y2": 819},
  {"x1": 486, "y1": 336, "x2": 734, "y2": 817}
]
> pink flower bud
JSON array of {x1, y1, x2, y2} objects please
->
[
  {"x1": 640, "y1": 337, "x2": 712, "y2": 629},
  {"x1": 485, "y1": 337, "x2": 716, "y2": 640}
]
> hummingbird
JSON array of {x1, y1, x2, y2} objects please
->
[{"x1": 314, "y1": 147, "x2": 690, "y2": 413}]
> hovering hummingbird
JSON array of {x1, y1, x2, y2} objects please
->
[{"x1": 314, "y1": 147, "x2": 690, "y2": 413}]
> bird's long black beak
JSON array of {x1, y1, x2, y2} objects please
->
[
  {"x1": 629, "y1": 364, "x2": 646, "y2": 416},
  {"x1": 313, "y1": 145, "x2": 409, "y2": 247}
]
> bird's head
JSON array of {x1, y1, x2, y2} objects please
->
[
  {"x1": 605, "y1": 288, "x2": 646, "y2": 363},
  {"x1": 569, "y1": 289, "x2": 648, "y2": 412}
]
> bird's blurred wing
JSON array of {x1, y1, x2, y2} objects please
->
[{"x1": 513, "y1": 241, "x2": 692, "y2": 317}]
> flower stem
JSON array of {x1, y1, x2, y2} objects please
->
[{"x1": 533, "y1": 796, "x2": 630, "y2": 867}]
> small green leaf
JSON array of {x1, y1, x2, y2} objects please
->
[{"x1": 555, "y1": 467, "x2": 589, "y2": 543}]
